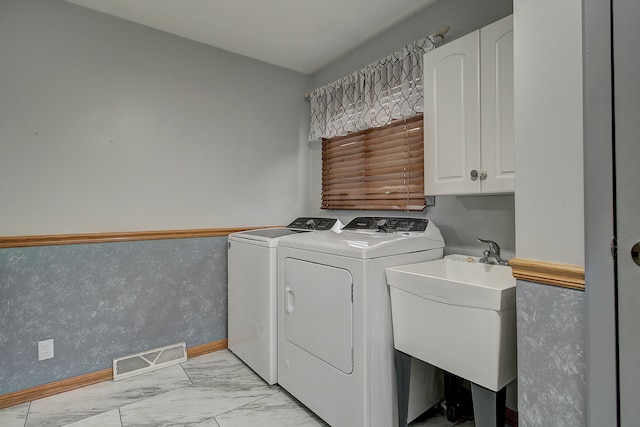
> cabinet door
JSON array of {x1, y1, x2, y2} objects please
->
[
  {"x1": 481, "y1": 15, "x2": 514, "y2": 193},
  {"x1": 424, "y1": 30, "x2": 481, "y2": 195}
]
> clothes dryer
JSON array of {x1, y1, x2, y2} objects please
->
[
  {"x1": 277, "y1": 217, "x2": 445, "y2": 427},
  {"x1": 227, "y1": 217, "x2": 341, "y2": 385}
]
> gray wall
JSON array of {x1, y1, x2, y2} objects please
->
[
  {"x1": 0, "y1": 237, "x2": 227, "y2": 395},
  {"x1": 516, "y1": 281, "x2": 586, "y2": 427},
  {"x1": 425, "y1": 195, "x2": 515, "y2": 258},
  {"x1": 0, "y1": 0, "x2": 311, "y2": 236},
  {"x1": 310, "y1": 0, "x2": 514, "y2": 89}
]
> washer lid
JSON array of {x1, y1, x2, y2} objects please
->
[
  {"x1": 228, "y1": 217, "x2": 341, "y2": 246},
  {"x1": 279, "y1": 220, "x2": 444, "y2": 259}
]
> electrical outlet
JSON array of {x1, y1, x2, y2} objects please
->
[{"x1": 38, "y1": 339, "x2": 54, "y2": 361}]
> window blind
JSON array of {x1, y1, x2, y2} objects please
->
[{"x1": 321, "y1": 114, "x2": 424, "y2": 211}]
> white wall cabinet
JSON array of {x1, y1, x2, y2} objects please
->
[{"x1": 424, "y1": 15, "x2": 514, "y2": 195}]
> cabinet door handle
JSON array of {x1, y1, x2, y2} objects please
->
[{"x1": 471, "y1": 169, "x2": 488, "y2": 181}]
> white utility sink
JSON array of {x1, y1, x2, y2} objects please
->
[{"x1": 386, "y1": 254, "x2": 517, "y2": 392}]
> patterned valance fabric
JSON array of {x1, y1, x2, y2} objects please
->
[{"x1": 308, "y1": 35, "x2": 438, "y2": 142}]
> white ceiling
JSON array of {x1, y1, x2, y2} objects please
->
[{"x1": 65, "y1": 0, "x2": 438, "y2": 74}]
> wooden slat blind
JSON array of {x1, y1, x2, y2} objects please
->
[{"x1": 321, "y1": 114, "x2": 425, "y2": 211}]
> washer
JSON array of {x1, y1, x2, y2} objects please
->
[
  {"x1": 227, "y1": 217, "x2": 341, "y2": 385},
  {"x1": 277, "y1": 217, "x2": 445, "y2": 427}
]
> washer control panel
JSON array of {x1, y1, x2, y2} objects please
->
[
  {"x1": 287, "y1": 217, "x2": 339, "y2": 231},
  {"x1": 344, "y1": 217, "x2": 429, "y2": 234}
]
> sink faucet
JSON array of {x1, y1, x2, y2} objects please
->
[{"x1": 477, "y1": 238, "x2": 509, "y2": 266}]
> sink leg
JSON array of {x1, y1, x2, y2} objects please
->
[
  {"x1": 443, "y1": 372, "x2": 472, "y2": 421},
  {"x1": 470, "y1": 382, "x2": 506, "y2": 427},
  {"x1": 394, "y1": 349, "x2": 412, "y2": 427}
]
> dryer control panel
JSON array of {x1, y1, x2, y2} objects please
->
[{"x1": 344, "y1": 217, "x2": 429, "y2": 234}]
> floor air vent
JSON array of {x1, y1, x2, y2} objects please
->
[{"x1": 113, "y1": 342, "x2": 187, "y2": 381}]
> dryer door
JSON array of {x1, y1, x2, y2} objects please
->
[{"x1": 282, "y1": 258, "x2": 354, "y2": 374}]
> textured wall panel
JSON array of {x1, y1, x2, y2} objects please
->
[
  {"x1": 0, "y1": 237, "x2": 227, "y2": 395},
  {"x1": 516, "y1": 280, "x2": 586, "y2": 427}
]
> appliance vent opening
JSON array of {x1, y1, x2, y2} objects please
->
[{"x1": 113, "y1": 342, "x2": 187, "y2": 381}]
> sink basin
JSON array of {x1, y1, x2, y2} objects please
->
[
  {"x1": 385, "y1": 254, "x2": 516, "y2": 392},
  {"x1": 386, "y1": 254, "x2": 516, "y2": 311}
]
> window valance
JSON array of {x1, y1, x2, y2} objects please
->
[{"x1": 308, "y1": 35, "x2": 438, "y2": 142}]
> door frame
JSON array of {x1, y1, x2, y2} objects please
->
[{"x1": 583, "y1": 0, "x2": 618, "y2": 425}]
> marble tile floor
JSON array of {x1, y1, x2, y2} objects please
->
[{"x1": 0, "y1": 349, "x2": 474, "y2": 427}]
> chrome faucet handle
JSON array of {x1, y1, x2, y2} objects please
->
[
  {"x1": 477, "y1": 238, "x2": 501, "y2": 255},
  {"x1": 477, "y1": 238, "x2": 508, "y2": 265}
]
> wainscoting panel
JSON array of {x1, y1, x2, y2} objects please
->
[
  {"x1": 0, "y1": 237, "x2": 228, "y2": 395},
  {"x1": 516, "y1": 280, "x2": 586, "y2": 427}
]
